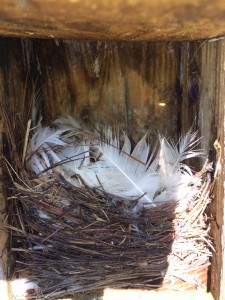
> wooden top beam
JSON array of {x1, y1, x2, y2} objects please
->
[{"x1": 1, "y1": 0, "x2": 225, "y2": 41}]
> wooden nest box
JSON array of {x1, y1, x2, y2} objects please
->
[{"x1": 0, "y1": 1, "x2": 224, "y2": 300}]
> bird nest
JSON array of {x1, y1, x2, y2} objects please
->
[{"x1": 3, "y1": 109, "x2": 214, "y2": 299}]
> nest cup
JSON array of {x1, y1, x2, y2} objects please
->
[{"x1": 4, "y1": 111, "x2": 213, "y2": 299}]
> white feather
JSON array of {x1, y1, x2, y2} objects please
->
[
  {"x1": 30, "y1": 126, "x2": 67, "y2": 152},
  {"x1": 26, "y1": 116, "x2": 203, "y2": 211},
  {"x1": 157, "y1": 130, "x2": 203, "y2": 197},
  {"x1": 11, "y1": 278, "x2": 38, "y2": 299},
  {"x1": 47, "y1": 132, "x2": 160, "y2": 202},
  {"x1": 54, "y1": 116, "x2": 81, "y2": 142},
  {"x1": 28, "y1": 153, "x2": 46, "y2": 174},
  {"x1": 91, "y1": 135, "x2": 159, "y2": 201},
  {"x1": 159, "y1": 129, "x2": 203, "y2": 177},
  {"x1": 26, "y1": 125, "x2": 68, "y2": 174}
]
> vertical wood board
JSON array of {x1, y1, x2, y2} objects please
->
[
  {"x1": 179, "y1": 39, "x2": 225, "y2": 300},
  {"x1": 0, "y1": 39, "x2": 181, "y2": 141}
]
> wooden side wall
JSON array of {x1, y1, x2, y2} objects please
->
[
  {"x1": 179, "y1": 40, "x2": 225, "y2": 300},
  {"x1": 0, "y1": 39, "x2": 180, "y2": 141}
]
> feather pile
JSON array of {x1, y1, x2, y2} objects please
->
[
  {"x1": 26, "y1": 116, "x2": 203, "y2": 213},
  {"x1": 5, "y1": 114, "x2": 213, "y2": 299}
]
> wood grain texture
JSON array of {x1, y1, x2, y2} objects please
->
[
  {"x1": 0, "y1": 0, "x2": 225, "y2": 41},
  {"x1": 178, "y1": 39, "x2": 225, "y2": 300},
  {"x1": 206, "y1": 40, "x2": 225, "y2": 300},
  {"x1": 0, "y1": 38, "x2": 180, "y2": 142},
  {"x1": 0, "y1": 113, "x2": 10, "y2": 299}
]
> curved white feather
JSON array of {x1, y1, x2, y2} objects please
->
[
  {"x1": 30, "y1": 126, "x2": 67, "y2": 153},
  {"x1": 159, "y1": 129, "x2": 203, "y2": 177},
  {"x1": 27, "y1": 126, "x2": 68, "y2": 174},
  {"x1": 83, "y1": 135, "x2": 160, "y2": 202}
]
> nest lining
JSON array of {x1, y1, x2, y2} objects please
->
[
  {"x1": 6, "y1": 165, "x2": 213, "y2": 299},
  {"x1": 3, "y1": 112, "x2": 214, "y2": 299}
]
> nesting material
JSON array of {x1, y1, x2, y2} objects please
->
[{"x1": 4, "y1": 112, "x2": 214, "y2": 299}]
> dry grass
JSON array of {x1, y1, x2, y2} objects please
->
[{"x1": 2, "y1": 107, "x2": 214, "y2": 299}]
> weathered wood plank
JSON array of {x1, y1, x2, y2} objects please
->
[
  {"x1": 0, "y1": 119, "x2": 10, "y2": 299},
  {"x1": 37, "y1": 40, "x2": 180, "y2": 141},
  {"x1": 0, "y1": 38, "x2": 180, "y2": 142},
  {"x1": 179, "y1": 39, "x2": 225, "y2": 300},
  {"x1": 208, "y1": 40, "x2": 225, "y2": 300},
  {"x1": 0, "y1": 0, "x2": 225, "y2": 40}
]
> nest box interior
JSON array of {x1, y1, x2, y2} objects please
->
[
  {"x1": 0, "y1": 37, "x2": 224, "y2": 300},
  {"x1": 0, "y1": 1, "x2": 225, "y2": 300}
]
